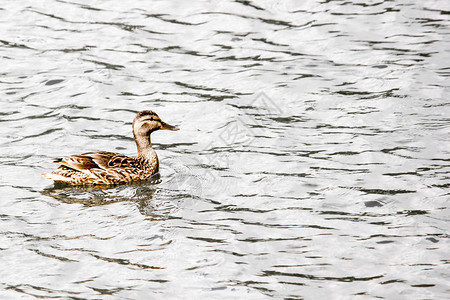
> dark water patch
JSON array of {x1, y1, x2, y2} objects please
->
[
  {"x1": 411, "y1": 284, "x2": 436, "y2": 288},
  {"x1": 120, "y1": 91, "x2": 157, "y2": 97},
  {"x1": 91, "y1": 254, "x2": 164, "y2": 270},
  {"x1": 161, "y1": 90, "x2": 237, "y2": 101},
  {"x1": 383, "y1": 171, "x2": 419, "y2": 176},
  {"x1": 238, "y1": 237, "x2": 305, "y2": 243},
  {"x1": 0, "y1": 39, "x2": 33, "y2": 49},
  {"x1": 426, "y1": 237, "x2": 439, "y2": 243},
  {"x1": 376, "y1": 240, "x2": 395, "y2": 244},
  {"x1": 88, "y1": 286, "x2": 130, "y2": 296},
  {"x1": 380, "y1": 279, "x2": 406, "y2": 285},
  {"x1": 215, "y1": 55, "x2": 278, "y2": 62},
  {"x1": 269, "y1": 116, "x2": 305, "y2": 124},
  {"x1": 82, "y1": 59, "x2": 125, "y2": 70},
  {"x1": 206, "y1": 205, "x2": 274, "y2": 213},
  {"x1": 252, "y1": 37, "x2": 289, "y2": 47},
  {"x1": 187, "y1": 236, "x2": 227, "y2": 244},
  {"x1": 145, "y1": 13, "x2": 207, "y2": 26},
  {"x1": 94, "y1": 22, "x2": 145, "y2": 32},
  {"x1": 397, "y1": 210, "x2": 429, "y2": 216},
  {"x1": 364, "y1": 200, "x2": 384, "y2": 207},
  {"x1": 174, "y1": 81, "x2": 240, "y2": 95},
  {"x1": 241, "y1": 221, "x2": 336, "y2": 230},
  {"x1": 30, "y1": 249, "x2": 78, "y2": 262},
  {"x1": 5, "y1": 283, "x2": 81, "y2": 298},
  {"x1": 10, "y1": 128, "x2": 63, "y2": 143},
  {"x1": 261, "y1": 270, "x2": 384, "y2": 282},
  {"x1": 210, "y1": 249, "x2": 246, "y2": 257},
  {"x1": 235, "y1": 0, "x2": 265, "y2": 11},
  {"x1": 353, "y1": 188, "x2": 416, "y2": 195}
]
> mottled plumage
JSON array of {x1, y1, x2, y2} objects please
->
[{"x1": 42, "y1": 110, "x2": 178, "y2": 185}]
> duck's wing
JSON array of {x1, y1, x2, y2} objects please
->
[
  {"x1": 43, "y1": 152, "x2": 148, "y2": 184},
  {"x1": 54, "y1": 151, "x2": 137, "y2": 172}
]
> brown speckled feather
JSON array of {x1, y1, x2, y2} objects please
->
[
  {"x1": 57, "y1": 152, "x2": 138, "y2": 170},
  {"x1": 48, "y1": 151, "x2": 159, "y2": 185}
]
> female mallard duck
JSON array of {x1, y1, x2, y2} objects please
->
[{"x1": 42, "y1": 110, "x2": 178, "y2": 185}]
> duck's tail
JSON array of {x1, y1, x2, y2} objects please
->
[{"x1": 41, "y1": 172, "x2": 71, "y2": 183}]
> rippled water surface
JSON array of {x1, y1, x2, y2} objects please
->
[{"x1": 1, "y1": 0, "x2": 449, "y2": 299}]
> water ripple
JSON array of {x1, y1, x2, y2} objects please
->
[{"x1": 0, "y1": 0, "x2": 448, "y2": 299}]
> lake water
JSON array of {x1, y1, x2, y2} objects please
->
[{"x1": 0, "y1": 0, "x2": 449, "y2": 299}]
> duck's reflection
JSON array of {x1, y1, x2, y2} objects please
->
[
  {"x1": 41, "y1": 174, "x2": 175, "y2": 218},
  {"x1": 42, "y1": 163, "x2": 203, "y2": 219}
]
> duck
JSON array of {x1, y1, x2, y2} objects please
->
[{"x1": 42, "y1": 110, "x2": 179, "y2": 185}]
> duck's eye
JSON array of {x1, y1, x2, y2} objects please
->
[{"x1": 144, "y1": 117, "x2": 158, "y2": 122}]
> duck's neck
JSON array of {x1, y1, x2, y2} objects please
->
[{"x1": 135, "y1": 134, "x2": 157, "y2": 161}]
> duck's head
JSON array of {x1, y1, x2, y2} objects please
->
[{"x1": 133, "y1": 110, "x2": 179, "y2": 137}]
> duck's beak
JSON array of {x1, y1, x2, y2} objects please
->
[{"x1": 160, "y1": 121, "x2": 179, "y2": 131}]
